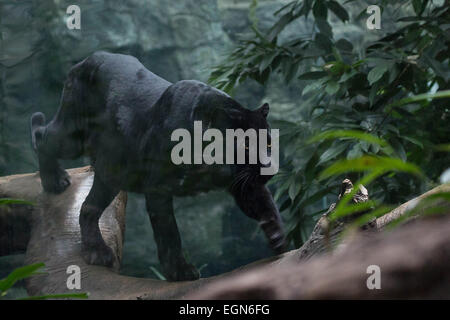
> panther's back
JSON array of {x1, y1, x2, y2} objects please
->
[{"x1": 79, "y1": 51, "x2": 172, "y2": 113}]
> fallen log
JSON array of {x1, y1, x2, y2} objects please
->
[
  {"x1": 185, "y1": 181, "x2": 450, "y2": 299},
  {"x1": 186, "y1": 212, "x2": 450, "y2": 299},
  {"x1": 293, "y1": 180, "x2": 450, "y2": 262},
  {"x1": 0, "y1": 167, "x2": 209, "y2": 299},
  {"x1": 1, "y1": 167, "x2": 449, "y2": 299}
]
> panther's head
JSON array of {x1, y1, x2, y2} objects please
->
[
  {"x1": 222, "y1": 102, "x2": 277, "y2": 190},
  {"x1": 219, "y1": 100, "x2": 286, "y2": 254}
]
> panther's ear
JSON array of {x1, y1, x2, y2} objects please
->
[{"x1": 258, "y1": 103, "x2": 270, "y2": 118}]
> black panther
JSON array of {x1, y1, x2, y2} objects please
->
[{"x1": 30, "y1": 51, "x2": 286, "y2": 281}]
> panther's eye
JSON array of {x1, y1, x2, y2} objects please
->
[{"x1": 267, "y1": 144, "x2": 272, "y2": 148}]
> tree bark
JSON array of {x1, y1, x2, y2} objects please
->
[
  {"x1": 0, "y1": 167, "x2": 209, "y2": 299},
  {"x1": 186, "y1": 181, "x2": 450, "y2": 299},
  {"x1": 293, "y1": 180, "x2": 450, "y2": 262},
  {"x1": 186, "y1": 213, "x2": 450, "y2": 299},
  {"x1": 1, "y1": 167, "x2": 449, "y2": 299}
]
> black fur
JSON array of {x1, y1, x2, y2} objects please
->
[{"x1": 30, "y1": 52, "x2": 286, "y2": 281}]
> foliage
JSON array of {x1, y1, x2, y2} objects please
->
[
  {"x1": 150, "y1": 266, "x2": 167, "y2": 281},
  {"x1": 209, "y1": 0, "x2": 450, "y2": 247},
  {"x1": 0, "y1": 198, "x2": 34, "y2": 206},
  {"x1": 386, "y1": 189, "x2": 450, "y2": 227},
  {"x1": 0, "y1": 262, "x2": 88, "y2": 300}
]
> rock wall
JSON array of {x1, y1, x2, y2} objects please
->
[
  {"x1": 0, "y1": 0, "x2": 376, "y2": 279},
  {"x1": 0, "y1": 0, "x2": 282, "y2": 279}
]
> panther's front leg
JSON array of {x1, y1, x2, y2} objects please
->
[
  {"x1": 79, "y1": 174, "x2": 119, "y2": 268},
  {"x1": 232, "y1": 184, "x2": 287, "y2": 254},
  {"x1": 145, "y1": 193, "x2": 200, "y2": 281}
]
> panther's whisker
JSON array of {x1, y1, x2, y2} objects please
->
[
  {"x1": 230, "y1": 172, "x2": 247, "y2": 192},
  {"x1": 241, "y1": 173, "x2": 251, "y2": 195},
  {"x1": 231, "y1": 169, "x2": 251, "y2": 193}
]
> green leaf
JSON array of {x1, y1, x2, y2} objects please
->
[
  {"x1": 285, "y1": 59, "x2": 302, "y2": 83},
  {"x1": 336, "y1": 38, "x2": 353, "y2": 53},
  {"x1": 305, "y1": 151, "x2": 320, "y2": 182},
  {"x1": 347, "y1": 143, "x2": 363, "y2": 159},
  {"x1": 308, "y1": 130, "x2": 391, "y2": 150},
  {"x1": 435, "y1": 144, "x2": 450, "y2": 152},
  {"x1": 0, "y1": 198, "x2": 34, "y2": 206},
  {"x1": 313, "y1": 0, "x2": 328, "y2": 19},
  {"x1": 274, "y1": 176, "x2": 293, "y2": 201},
  {"x1": 388, "y1": 64, "x2": 399, "y2": 84},
  {"x1": 402, "y1": 136, "x2": 424, "y2": 149},
  {"x1": 297, "y1": 0, "x2": 314, "y2": 17},
  {"x1": 267, "y1": 12, "x2": 296, "y2": 43},
  {"x1": 299, "y1": 71, "x2": 328, "y2": 80},
  {"x1": 274, "y1": 1, "x2": 296, "y2": 16},
  {"x1": 291, "y1": 185, "x2": 338, "y2": 215},
  {"x1": 315, "y1": 33, "x2": 333, "y2": 52},
  {"x1": 150, "y1": 266, "x2": 166, "y2": 280},
  {"x1": 367, "y1": 64, "x2": 389, "y2": 85},
  {"x1": 422, "y1": 53, "x2": 449, "y2": 81},
  {"x1": 349, "y1": 205, "x2": 395, "y2": 228},
  {"x1": 288, "y1": 180, "x2": 302, "y2": 201},
  {"x1": 316, "y1": 18, "x2": 333, "y2": 37},
  {"x1": 319, "y1": 156, "x2": 423, "y2": 180},
  {"x1": 20, "y1": 293, "x2": 89, "y2": 300},
  {"x1": 412, "y1": 0, "x2": 426, "y2": 16},
  {"x1": 391, "y1": 138, "x2": 407, "y2": 161},
  {"x1": 330, "y1": 200, "x2": 377, "y2": 221},
  {"x1": 302, "y1": 81, "x2": 323, "y2": 95},
  {"x1": 325, "y1": 81, "x2": 339, "y2": 95},
  {"x1": 369, "y1": 83, "x2": 379, "y2": 106},
  {"x1": 385, "y1": 90, "x2": 450, "y2": 112},
  {"x1": 0, "y1": 263, "x2": 45, "y2": 293},
  {"x1": 318, "y1": 142, "x2": 349, "y2": 165},
  {"x1": 339, "y1": 69, "x2": 357, "y2": 83},
  {"x1": 371, "y1": 143, "x2": 380, "y2": 154},
  {"x1": 259, "y1": 52, "x2": 278, "y2": 73},
  {"x1": 249, "y1": 0, "x2": 260, "y2": 29},
  {"x1": 327, "y1": 0, "x2": 349, "y2": 22}
]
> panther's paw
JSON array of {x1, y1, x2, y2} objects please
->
[
  {"x1": 40, "y1": 167, "x2": 71, "y2": 194},
  {"x1": 81, "y1": 242, "x2": 116, "y2": 268},
  {"x1": 165, "y1": 260, "x2": 200, "y2": 282}
]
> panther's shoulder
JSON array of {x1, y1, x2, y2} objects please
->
[
  {"x1": 169, "y1": 80, "x2": 231, "y2": 102},
  {"x1": 168, "y1": 80, "x2": 244, "y2": 122}
]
